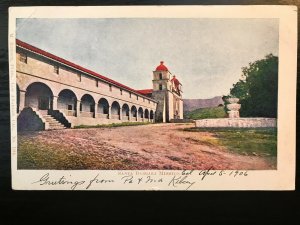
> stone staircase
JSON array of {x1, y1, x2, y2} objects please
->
[{"x1": 43, "y1": 114, "x2": 66, "y2": 130}]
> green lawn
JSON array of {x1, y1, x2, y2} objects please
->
[
  {"x1": 184, "y1": 127, "x2": 277, "y2": 157},
  {"x1": 184, "y1": 106, "x2": 227, "y2": 120}
]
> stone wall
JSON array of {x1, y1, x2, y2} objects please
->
[
  {"x1": 18, "y1": 107, "x2": 47, "y2": 131},
  {"x1": 16, "y1": 47, "x2": 157, "y2": 129},
  {"x1": 151, "y1": 91, "x2": 166, "y2": 122},
  {"x1": 169, "y1": 119, "x2": 194, "y2": 123},
  {"x1": 195, "y1": 118, "x2": 276, "y2": 128},
  {"x1": 16, "y1": 50, "x2": 157, "y2": 113}
]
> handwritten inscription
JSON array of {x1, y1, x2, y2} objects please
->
[
  {"x1": 32, "y1": 173, "x2": 114, "y2": 190},
  {"x1": 32, "y1": 173, "x2": 85, "y2": 190},
  {"x1": 86, "y1": 174, "x2": 114, "y2": 189},
  {"x1": 168, "y1": 176, "x2": 195, "y2": 190},
  {"x1": 121, "y1": 175, "x2": 163, "y2": 185},
  {"x1": 32, "y1": 169, "x2": 249, "y2": 190}
]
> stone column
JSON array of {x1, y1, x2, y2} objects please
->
[
  {"x1": 119, "y1": 110, "x2": 122, "y2": 120},
  {"x1": 52, "y1": 96, "x2": 58, "y2": 110},
  {"x1": 76, "y1": 100, "x2": 81, "y2": 117},
  {"x1": 108, "y1": 107, "x2": 112, "y2": 119},
  {"x1": 94, "y1": 103, "x2": 98, "y2": 118},
  {"x1": 19, "y1": 90, "x2": 26, "y2": 112},
  {"x1": 128, "y1": 110, "x2": 131, "y2": 121}
]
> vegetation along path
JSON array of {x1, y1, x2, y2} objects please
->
[{"x1": 18, "y1": 123, "x2": 276, "y2": 170}]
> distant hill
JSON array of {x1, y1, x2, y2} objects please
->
[
  {"x1": 183, "y1": 96, "x2": 224, "y2": 112},
  {"x1": 184, "y1": 106, "x2": 227, "y2": 120}
]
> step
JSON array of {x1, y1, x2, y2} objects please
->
[
  {"x1": 49, "y1": 124, "x2": 65, "y2": 128},
  {"x1": 49, "y1": 127, "x2": 66, "y2": 130},
  {"x1": 47, "y1": 121, "x2": 64, "y2": 125},
  {"x1": 42, "y1": 113, "x2": 67, "y2": 130},
  {"x1": 46, "y1": 119, "x2": 60, "y2": 123}
]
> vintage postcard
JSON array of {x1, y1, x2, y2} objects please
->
[{"x1": 9, "y1": 6, "x2": 297, "y2": 190}]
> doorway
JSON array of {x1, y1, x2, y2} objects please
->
[{"x1": 38, "y1": 96, "x2": 50, "y2": 110}]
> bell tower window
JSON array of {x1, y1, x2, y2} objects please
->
[
  {"x1": 159, "y1": 73, "x2": 162, "y2": 80},
  {"x1": 159, "y1": 84, "x2": 163, "y2": 90}
]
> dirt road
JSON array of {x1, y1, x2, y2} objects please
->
[{"x1": 18, "y1": 123, "x2": 275, "y2": 170}]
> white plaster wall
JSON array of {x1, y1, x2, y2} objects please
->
[
  {"x1": 16, "y1": 50, "x2": 157, "y2": 115},
  {"x1": 195, "y1": 118, "x2": 277, "y2": 128}
]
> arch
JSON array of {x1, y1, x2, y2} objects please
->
[
  {"x1": 80, "y1": 94, "x2": 95, "y2": 117},
  {"x1": 131, "y1": 106, "x2": 137, "y2": 119},
  {"x1": 25, "y1": 82, "x2": 54, "y2": 110},
  {"x1": 98, "y1": 98, "x2": 109, "y2": 118},
  {"x1": 150, "y1": 110, "x2": 154, "y2": 120},
  {"x1": 138, "y1": 107, "x2": 144, "y2": 121},
  {"x1": 111, "y1": 101, "x2": 120, "y2": 119},
  {"x1": 144, "y1": 109, "x2": 149, "y2": 119},
  {"x1": 121, "y1": 104, "x2": 130, "y2": 121},
  {"x1": 58, "y1": 89, "x2": 77, "y2": 116}
]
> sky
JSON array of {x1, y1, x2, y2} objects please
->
[{"x1": 16, "y1": 18, "x2": 279, "y2": 99}]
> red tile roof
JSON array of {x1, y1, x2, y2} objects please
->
[
  {"x1": 136, "y1": 89, "x2": 153, "y2": 95},
  {"x1": 16, "y1": 39, "x2": 154, "y2": 100},
  {"x1": 155, "y1": 61, "x2": 168, "y2": 71}
]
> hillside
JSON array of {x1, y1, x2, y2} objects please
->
[
  {"x1": 184, "y1": 106, "x2": 227, "y2": 120},
  {"x1": 183, "y1": 96, "x2": 224, "y2": 112}
]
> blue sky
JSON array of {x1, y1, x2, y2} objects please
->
[{"x1": 16, "y1": 18, "x2": 278, "y2": 99}]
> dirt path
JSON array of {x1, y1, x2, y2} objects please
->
[{"x1": 18, "y1": 123, "x2": 274, "y2": 170}]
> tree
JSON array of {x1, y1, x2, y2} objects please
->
[{"x1": 229, "y1": 54, "x2": 278, "y2": 118}]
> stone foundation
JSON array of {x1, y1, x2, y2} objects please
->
[
  {"x1": 195, "y1": 118, "x2": 276, "y2": 128},
  {"x1": 169, "y1": 119, "x2": 194, "y2": 123},
  {"x1": 17, "y1": 107, "x2": 48, "y2": 131}
]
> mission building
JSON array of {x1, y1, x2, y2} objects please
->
[{"x1": 16, "y1": 39, "x2": 183, "y2": 130}]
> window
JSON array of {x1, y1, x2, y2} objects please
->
[
  {"x1": 20, "y1": 53, "x2": 27, "y2": 63},
  {"x1": 68, "y1": 105, "x2": 72, "y2": 110},
  {"x1": 159, "y1": 84, "x2": 163, "y2": 90},
  {"x1": 159, "y1": 73, "x2": 162, "y2": 80},
  {"x1": 120, "y1": 89, "x2": 123, "y2": 95},
  {"x1": 109, "y1": 84, "x2": 112, "y2": 92},
  {"x1": 136, "y1": 95, "x2": 139, "y2": 100},
  {"x1": 54, "y1": 65, "x2": 59, "y2": 74},
  {"x1": 129, "y1": 93, "x2": 132, "y2": 98},
  {"x1": 96, "y1": 79, "x2": 98, "y2": 87},
  {"x1": 78, "y1": 74, "x2": 82, "y2": 82}
]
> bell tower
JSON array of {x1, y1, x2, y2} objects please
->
[
  {"x1": 152, "y1": 61, "x2": 173, "y2": 123},
  {"x1": 152, "y1": 61, "x2": 172, "y2": 92}
]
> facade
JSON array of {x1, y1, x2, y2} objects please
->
[
  {"x1": 16, "y1": 39, "x2": 183, "y2": 130},
  {"x1": 137, "y1": 61, "x2": 183, "y2": 122}
]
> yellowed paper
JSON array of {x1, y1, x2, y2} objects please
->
[{"x1": 9, "y1": 6, "x2": 297, "y2": 190}]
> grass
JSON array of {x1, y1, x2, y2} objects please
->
[
  {"x1": 184, "y1": 127, "x2": 277, "y2": 157},
  {"x1": 18, "y1": 136, "x2": 139, "y2": 170},
  {"x1": 184, "y1": 106, "x2": 227, "y2": 120},
  {"x1": 74, "y1": 121, "x2": 151, "y2": 129}
]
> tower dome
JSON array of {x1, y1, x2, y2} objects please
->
[{"x1": 155, "y1": 61, "x2": 168, "y2": 71}]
